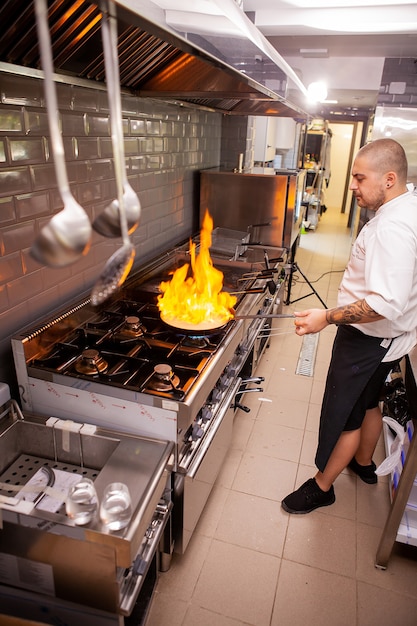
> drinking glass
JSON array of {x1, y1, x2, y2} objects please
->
[
  {"x1": 65, "y1": 477, "x2": 98, "y2": 525},
  {"x1": 99, "y1": 482, "x2": 132, "y2": 531}
]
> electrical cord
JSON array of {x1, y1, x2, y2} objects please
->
[
  {"x1": 295, "y1": 268, "x2": 345, "y2": 285},
  {"x1": 283, "y1": 267, "x2": 345, "y2": 305}
]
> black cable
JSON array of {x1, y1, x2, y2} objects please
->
[{"x1": 295, "y1": 268, "x2": 345, "y2": 284}]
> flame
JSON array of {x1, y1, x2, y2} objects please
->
[{"x1": 157, "y1": 211, "x2": 237, "y2": 325}]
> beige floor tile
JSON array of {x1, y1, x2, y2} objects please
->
[
  {"x1": 216, "y1": 446, "x2": 244, "y2": 489},
  {"x1": 146, "y1": 594, "x2": 188, "y2": 626},
  {"x1": 332, "y1": 472, "x2": 357, "y2": 519},
  {"x1": 261, "y1": 351, "x2": 299, "y2": 379},
  {"x1": 230, "y1": 413, "x2": 255, "y2": 452},
  {"x1": 231, "y1": 451, "x2": 298, "y2": 502},
  {"x1": 356, "y1": 522, "x2": 417, "y2": 597},
  {"x1": 357, "y1": 580, "x2": 417, "y2": 626},
  {"x1": 246, "y1": 421, "x2": 304, "y2": 462},
  {"x1": 183, "y1": 606, "x2": 250, "y2": 626},
  {"x1": 214, "y1": 490, "x2": 288, "y2": 556},
  {"x1": 193, "y1": 484, "x2": 229, "y2": 539},
  {"x1": 356, "y1": 479, "x2": 391, "y2": 528},
  {"x1": 309, "y1": 377, "x2": 326, "y2": 405},
  {"x1": 235, "y1": 390, "x2": 263, "y2": 416},
  {"x1": 315, "y1": 345, "x2": 335, "y2": 369},
  {"x1": 305, "y1": 401, "x2": 321, "y2": 432},
  {"x1": 272, "y1": 331, "x2": 304, "y2": 359},
  {"x1": 316, "y1": 333, "x2": 335, "y2": 360},
  {"x1": 154, "y1": 534, "x2": 212, "y2": 602},
  {"x1": 265, "y1": 367, "x2": 313, "y2": 400},
  {"x1": 299, "y1": 428, "x2": 319, "y2": 466},
  {"x1": 271, "y1": 560, "x2": 356, "y2": 626},
  {"x1": 284, "y1": 512, "x2": 357, "y2": 578},
  {"x1": 191, "y1": 539, "x2": 280, "y2": 626},
  {"x1": 257, "y1": 392, "x2": 309, "y2": 430},
  {"x1": 311, "y1": 356, "x2": 330, "y2": 382},
  {"x1": 294, "y1": 462, "x2": 319, "y2": 487}
]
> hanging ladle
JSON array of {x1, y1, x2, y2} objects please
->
[
  {"x1": 30, "y1": 0, "x2": 92, "y2": 267},
  {"x1": 90, "y1": 0, "x2": 135, "y2": 306},
  {"x1": 92, "y1": 3, "x2": 141, "y2": 238},
  {"x1": 92, "y1": 175, "x2": 141, "y2": 238}
]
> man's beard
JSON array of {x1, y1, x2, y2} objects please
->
[{"x1": 356, "y1": 188, "x2": 386, "y2": 211}]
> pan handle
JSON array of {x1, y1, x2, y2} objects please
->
[
  {"x1": 229, "y1": 288, "x2": 265, "y2": 295},
  {"x1": 234, "y1": 313, "x2": 295, "y2": 320}
]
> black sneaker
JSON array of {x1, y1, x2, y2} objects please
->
[
  {"x1": 348, "y1": 457, "x2": 377, "y2": 484},
  {"x1": 281, "y1": 478, "x2": 335, "y2": 514}
]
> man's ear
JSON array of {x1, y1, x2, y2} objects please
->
[{"x1": 386, "y1": 172, "x2": 396, "y2": 188}]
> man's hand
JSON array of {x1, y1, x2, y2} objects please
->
[
  {"x1": 293, "y1": 309, "x2": 328, "y2": 335},
  {"x1": 293, "y1": 299, "x2": 383, "y2": 336}
]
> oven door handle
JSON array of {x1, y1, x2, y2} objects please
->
[{"x1": 186, "y1": 377, "x2": 241, "y2": 480}]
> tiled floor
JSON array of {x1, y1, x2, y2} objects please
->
[{"x1": 147, "y1": 207, "x2": 417, "y2": 626}]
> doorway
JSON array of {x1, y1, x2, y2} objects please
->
[{"x1": 325, "y1": 121, "x2": 363, "y2": 216}]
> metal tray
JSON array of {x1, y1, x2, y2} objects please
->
[{"x1": 210, "y1": 227, "x2": 249, "y2": 259}]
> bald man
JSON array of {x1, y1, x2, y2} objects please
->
[{"x1": 282, "y1": 138, "x2": 417, "y2": 514}]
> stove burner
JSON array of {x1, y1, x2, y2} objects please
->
[
  {"x1": 181, "y1": 335, "x2": 212, "y2": 349},
  {"x1": 122, "y1": 315, "x2": 146, "y2": 338},
  {"x1": 148, "y1": 363, "x2": 180, "y2": 392},
  {"x1": 75, "y1": 349, "x2": 108, "y2": 376}
]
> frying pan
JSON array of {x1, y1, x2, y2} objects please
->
[{"x1": 160, "y1": 311, "x2": 295, "y2": 334}]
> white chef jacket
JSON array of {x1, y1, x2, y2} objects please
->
[{"x1": 337, "y1": 191, "x2": 417, "y2": 361}]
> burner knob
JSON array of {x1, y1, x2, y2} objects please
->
[
  {"x1": 201, "y1": 406, "x2": 212, "y2": 422},
  {"x1": 192, "y1": 423, "x2": 204, "y2": 441},
  {"x1": 211, "y1": 387, "x2": 222, "y2": 402},
  {"x1": 227, "y1": 362, "x2": 239, "y2": 377},
  {"x1": 219, "y1": 374, "x2": 230, "y2": 390},
  {"x1": 237, "y1": 342, "x2": 249, "y2": 356}
]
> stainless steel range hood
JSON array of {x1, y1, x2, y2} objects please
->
[{"x1": 0, "y1": 0, "x2": 308, "y2": 118}]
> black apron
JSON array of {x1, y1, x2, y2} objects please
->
[{"x1": 315, "y1": 325, "x2": 393, "y2": 472}]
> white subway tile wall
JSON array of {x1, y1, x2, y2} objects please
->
[{"x1": 0, "y1": 72, "x2": 248, "y2": 393}]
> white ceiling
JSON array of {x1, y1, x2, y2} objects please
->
[
  {"x1": 139, "y1": 0, "x2": 417, "y2": 117},
  {"x1": 241, "y1": 0, "x2": 417, "y2": 117}
]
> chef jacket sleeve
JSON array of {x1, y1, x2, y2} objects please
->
[{"x1": 364, "y1": 223, "x2": 417, "y2": 320}]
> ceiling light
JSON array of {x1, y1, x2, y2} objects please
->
[
  {"x1": 389, "y1": 82, "x2": 406, "y2": 94},
  {"x1": 307, "y1": 81, "x2": 328, "y2": 103}
]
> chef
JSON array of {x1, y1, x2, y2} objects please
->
[{"x1": 282, "y1": 137, "x2": 417, "y2": 514}]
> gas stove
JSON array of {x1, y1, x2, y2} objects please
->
[
  {"x1": 14, "y1": 247, "x2": 260, "y2": 435},
  {"x1": 27, "y1": 299, "x2": 230, "y2": 402},
  {"x1": 12, "y1": 243, "x2": 287, "y2": 554},
  {"x1": 14, "y1": 246, "x2": 281, "y2": 425}
]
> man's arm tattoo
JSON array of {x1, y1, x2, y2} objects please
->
[{"x1": 325, "y1": 299, "x2": 383, "y2": 324}]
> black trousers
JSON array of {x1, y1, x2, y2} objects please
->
[{"x1": 315, "y1": 325, "x2": 399, "y2": 472}]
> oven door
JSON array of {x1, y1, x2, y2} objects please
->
[{"x1": 173, "y1": 377, "x2": 241, "y2": 554}]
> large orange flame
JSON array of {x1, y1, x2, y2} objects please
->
[{"x1": 157, "y1": 211, "x2": 237, "y2": 326}]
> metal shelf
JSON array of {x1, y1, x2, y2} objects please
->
[
  {"x1": 375, "y1": 351, "x2": 417, "y2": 568},
  {"x1": 381, "y1": 422, "x2": 417, "y2": 547}
]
